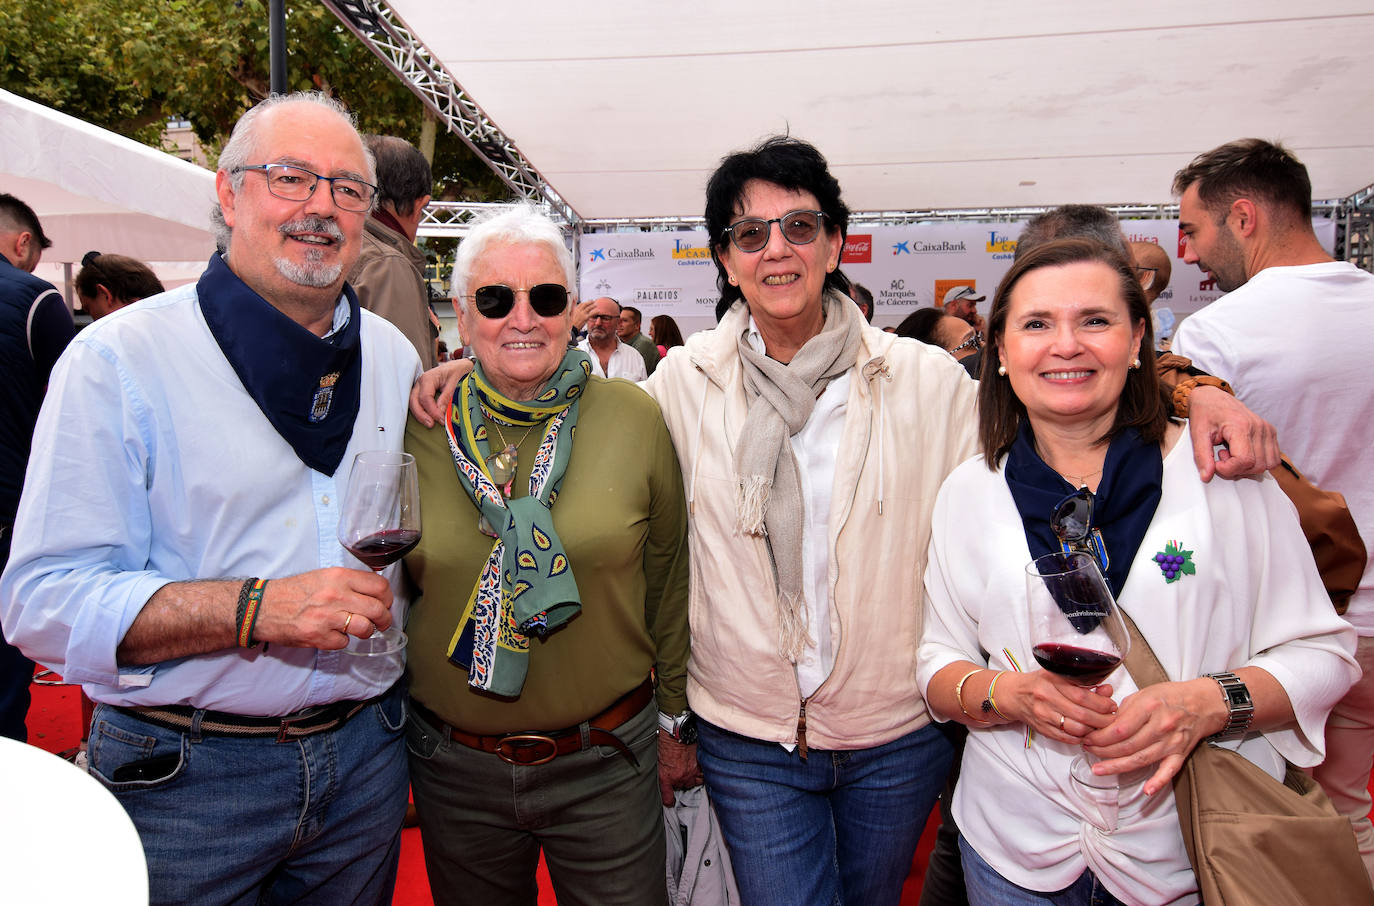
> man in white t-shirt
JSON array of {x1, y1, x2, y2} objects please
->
[
  {"x1": 1171, "y1": 137, "x2": 1374, "y2": 878},
  {"x1": 577, "y1": 296, "x2": 648, "y2": 381}
]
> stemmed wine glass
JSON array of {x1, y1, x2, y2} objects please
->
[
  {"x1": 336, "y1": 450, "x2": 421, "y2": 656},
  {"x1": 1025, "y1": 550, "x2": 1132, "y2": 829}
]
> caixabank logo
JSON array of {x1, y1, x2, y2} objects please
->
[
  {"x1": 985, "y1": 230, "x2": 1017, "y2": 260},
  {"x1": 842, "y1": 234, "x2": 872, "y2": 264},
  {"x1": 589, "y1": 247, "x2": 656, "y2": 263},
  {"x1": 671, "y1": 239, "x2": 712, "y2": 267}
]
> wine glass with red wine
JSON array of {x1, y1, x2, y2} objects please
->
[
  {"x1": 337, "y1": 450, "x2": 421, "y2": 655},
  {"x1": 1026, "y1": 550, "x2": 1133, "y2": 829},
  {"x1": 1026, "y1": 550, "x2": 1128, "y2": 686}
]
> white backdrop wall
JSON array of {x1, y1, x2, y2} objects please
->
[{"x1": 579, "y1": 218, "x2": 1336, "y2": 339}]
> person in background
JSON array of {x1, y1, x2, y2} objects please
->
[
  {"x1": 349, "y1": 134, "x2": 436, "y2": 369},
  {"x1": 578, "y1": 296, "x2": 648, "y2": 380},
  {"x1": 618, "y1": 304, "x2": 662, "y2": 376},
  {"x1": 851, "y1": 281, "x2": 875, "y2": 322},
  {"x1": 942, "y1": 284, "x2": 986, "y2": 332},
  {"x1": 74, "y1": 251, "x2": 165, "y2": 320},
  {"x1": 650, "y1": 313, "x2": 685, "y2": 358},
  {"x1": 402, "y1": 202, "x2": 693, "y2": 906},
  {"x1": 918, "y1": 238, "x2": 1355, "y2": 905},
  {"x1": 1, "y1": 92, "x2": 420, "y2": 904},
  {"x1": 896, "y1": 307, "x2": 982, "y2": 378},
  {"x1": 1129, "y1": 240, "x2": 1172, "y2": 305},
  {"x1": 1171, "y1": 137, "x2": 1374, "y2": 880},
  {"x1": 0, "y1": 193, "x2": 74, "y2": 743}
]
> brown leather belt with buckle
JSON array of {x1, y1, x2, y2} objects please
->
[
  {"x1": 115, "y1": 694, "x2": 380, "y2": 743},
  {"x1": 410, "y1": 677, "x2": 653, "y2": 767}
]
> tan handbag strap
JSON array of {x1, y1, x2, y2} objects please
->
[{"x1": 1119, "y1": 609, "x2": 1170, "y2": 689}]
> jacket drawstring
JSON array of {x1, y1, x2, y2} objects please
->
[{"x1": 688, "y1": 366, "x2": 709, "y2": 515}]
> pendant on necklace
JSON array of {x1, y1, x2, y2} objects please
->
[{"x1": 486, "y1": 444, "x2": 519, "y2": 487}]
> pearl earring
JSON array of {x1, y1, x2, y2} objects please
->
[
  {"x1": 1131, "y1": 357, "x2": 1141, "y2": 369},
  {"x1": 728, "y1": 275, "x2": 738, "y2": 286},
  {"x1": 997, "y1": 364, "x2": 1007, "y2": 377}
]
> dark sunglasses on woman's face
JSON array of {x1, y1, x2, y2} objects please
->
[
  {"x1": 469, "y1": 283, "x2": 569, "y2": 319},
  {"x1": 722, "y1": 210, "x2": 828, "y2": 253}
]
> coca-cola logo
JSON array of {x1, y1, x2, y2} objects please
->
[{"x1": 842, "y1": 234, "x2": 872, "y2": 264}]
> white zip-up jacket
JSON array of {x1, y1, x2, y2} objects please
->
[{"x1": 643, "y1": 299, "x2": 979, "y2": 749}]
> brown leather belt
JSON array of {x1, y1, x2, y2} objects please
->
[
  {"x1": 410, "y1": 677, "x2": 653, "y2": 767},
  {"x1": 115, "y1": 694, "x2": 379, "y2": 744}
]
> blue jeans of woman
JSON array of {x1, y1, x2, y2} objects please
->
[
  {"x1": 696, "y1": 719, "x2": 954, "y2": 906},
  {"x1": 88, "y1": 684, "x2": 409, "y2": 906},
  {"x1": 961, "y1": 838, "x2": 1126, "y2": 906}
]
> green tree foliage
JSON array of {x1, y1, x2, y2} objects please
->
[{"x1": 0, "y1": 0, "x2": 506, "y2": 201}]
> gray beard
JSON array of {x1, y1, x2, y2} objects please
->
[{"x1": 274, "y1": 248, "x2": 343, "y2": 288}]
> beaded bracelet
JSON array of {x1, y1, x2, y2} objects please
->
[
  {"x1": 235, "y1": 578, "x2": 267, "y2": 648},
  {"x1": 981, "y1": 671, "x2": 1009, "y2": 720}
]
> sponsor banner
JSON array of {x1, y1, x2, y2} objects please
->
[{"x1": 576, "y1": 218, "x2": 1336, "y2": 338}]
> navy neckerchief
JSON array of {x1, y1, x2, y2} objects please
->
[
  {"x1": 1004, "y1": 420, "x2": 1163, "y2": 599},
  {"x1": 197, "y1": 253, "x2": 362, "y2": 476}
]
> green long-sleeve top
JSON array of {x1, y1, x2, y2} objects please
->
[{"x1": 403, "y1": 376, "x2": 690, "y2": 734}]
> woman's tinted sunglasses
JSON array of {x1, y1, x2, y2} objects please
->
[{"x1": 468, "y1": 283, "x2": 569, "y2": 319}]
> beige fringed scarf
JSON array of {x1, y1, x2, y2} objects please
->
[{"x1": 734, "y1": 293, "x2": 864, "y2": 662}]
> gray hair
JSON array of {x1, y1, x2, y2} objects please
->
[
  {"x1": 211, "y1": 92, "x2": 376, "y2": 251},
  {"x1": 1014, "y1": 204, "x2": 1130, "y2": 261},
  {"x1": 452, "y1": 203, "x2": 577, "y2": 309}
]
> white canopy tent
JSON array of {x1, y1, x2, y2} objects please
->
[
  {"x1": 328, "y1": 0, "x2": 1373, "y2": 223},
  {"x1": 0, "y1": 89, "x2": 217, "y2": 296}
]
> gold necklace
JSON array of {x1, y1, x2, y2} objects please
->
[{"x1": 1055, "y1": 466, "x2": 1103, "y2": 489}]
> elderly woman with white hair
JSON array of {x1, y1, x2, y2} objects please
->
[{"x1": 401, "y1": 203, "x2": 694, "y2": 906}]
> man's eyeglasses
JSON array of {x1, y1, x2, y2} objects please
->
[
  {"x1": 951, "y1": 330, "x2": 983, "y2": 354},
  {"x1": 1050, "y1": 487, "x2": 1109, "y2": 569},
  {"x1": 235, "y1": 164, "x2": 377, "y2": 212},
  {"x1": 721, "y1": 210, "x2": 828, "y2": 253},
  {"x1": 468, "y1": 284, "x2": 569, "y2": 319},
  {"x1": 1133, "y1": 266, "x2": 1158, "y2": 291}
]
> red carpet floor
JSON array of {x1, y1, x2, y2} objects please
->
[{"x1": 19, "y1": 671, "x2": 959, "y2": 906}]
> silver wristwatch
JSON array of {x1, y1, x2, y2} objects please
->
[
  {"x1": 1205, "y1": 672, "x2": 1255, "y2": 740},
  {"x1": 658, "y1": 710, "x2": 697, "y2": 744}
]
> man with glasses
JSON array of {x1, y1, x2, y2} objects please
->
[
  {"x1": 1, "y1": 92, "x2": 421, "y2": 904},
  {"x1": 941, "y1": 284, "x2": 986, "y2": 332},
  {"x1": 578, "y1": 296, "x2": 648, "y2": 381},
  {"x1": 1130, "y1": 240, "x2": 1173, "y2": 305}
]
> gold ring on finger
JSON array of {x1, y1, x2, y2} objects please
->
[
  {"x1": 1058, "y1": 714, "x2": 1066, "y2": 729},
  {"x1": 342, "y1": 612, "x2": 354, "y2": 633}
]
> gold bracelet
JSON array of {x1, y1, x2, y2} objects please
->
[
  {"x1": 982, "y1": 671, "x2": 1009, "y2": 720},
  {"x1": 953, "y1": 669, "x2": 988, "y2": 723}
]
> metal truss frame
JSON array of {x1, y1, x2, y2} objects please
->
[{"x1": 320, "y1": 0, "x2": 579, "y2": 230}]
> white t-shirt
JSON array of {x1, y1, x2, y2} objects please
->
[
  {"x1": 1173, "y1": 261, "x2": 1374, "y2": 634},
  {"x1": 577, "y1": 337, "x2": 648, "y2": 381}
]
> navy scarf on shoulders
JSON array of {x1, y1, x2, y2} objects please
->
[
  {"x1": 1004, "y1": 420, "x2": 1163, "y2": 598},
  {"x1": 197, "y1": 253, "x2": 362, "y2": 476}
]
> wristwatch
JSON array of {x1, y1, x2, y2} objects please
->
[
  {"x1": 1205, "y1": 672, "x2": 1255, "y2": 740},
  {"x1": 658, "y1": 710, "x2": 698, "y2": 744}
]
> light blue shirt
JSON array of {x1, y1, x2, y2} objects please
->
[{"x1": 0, "y1": 282, "x2": 421, "y2": 713}]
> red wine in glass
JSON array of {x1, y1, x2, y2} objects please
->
[
  {"x1": 1032, "y1": 642, "x2": 1122, "y2": 686},
  {"x1": 337, "y1": 450, "x2": 421, "y2": 655},
  {"x1": 344, "y1": 528, "x2": 421, "y2": 570}
]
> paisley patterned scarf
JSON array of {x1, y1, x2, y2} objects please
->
[{"x1": 443, "y1": 349, "x2": 591, "y2": 696}]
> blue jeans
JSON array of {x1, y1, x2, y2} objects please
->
[
  {"x1": 696, "y1": 719, "x2": 954, "y2": 906},
  {"x1": 88, "y1": 684, "x2": 409, "y2": 906},
  {"x1": 961, "y1": 837, "x2": 1126, "y2": 906}
]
